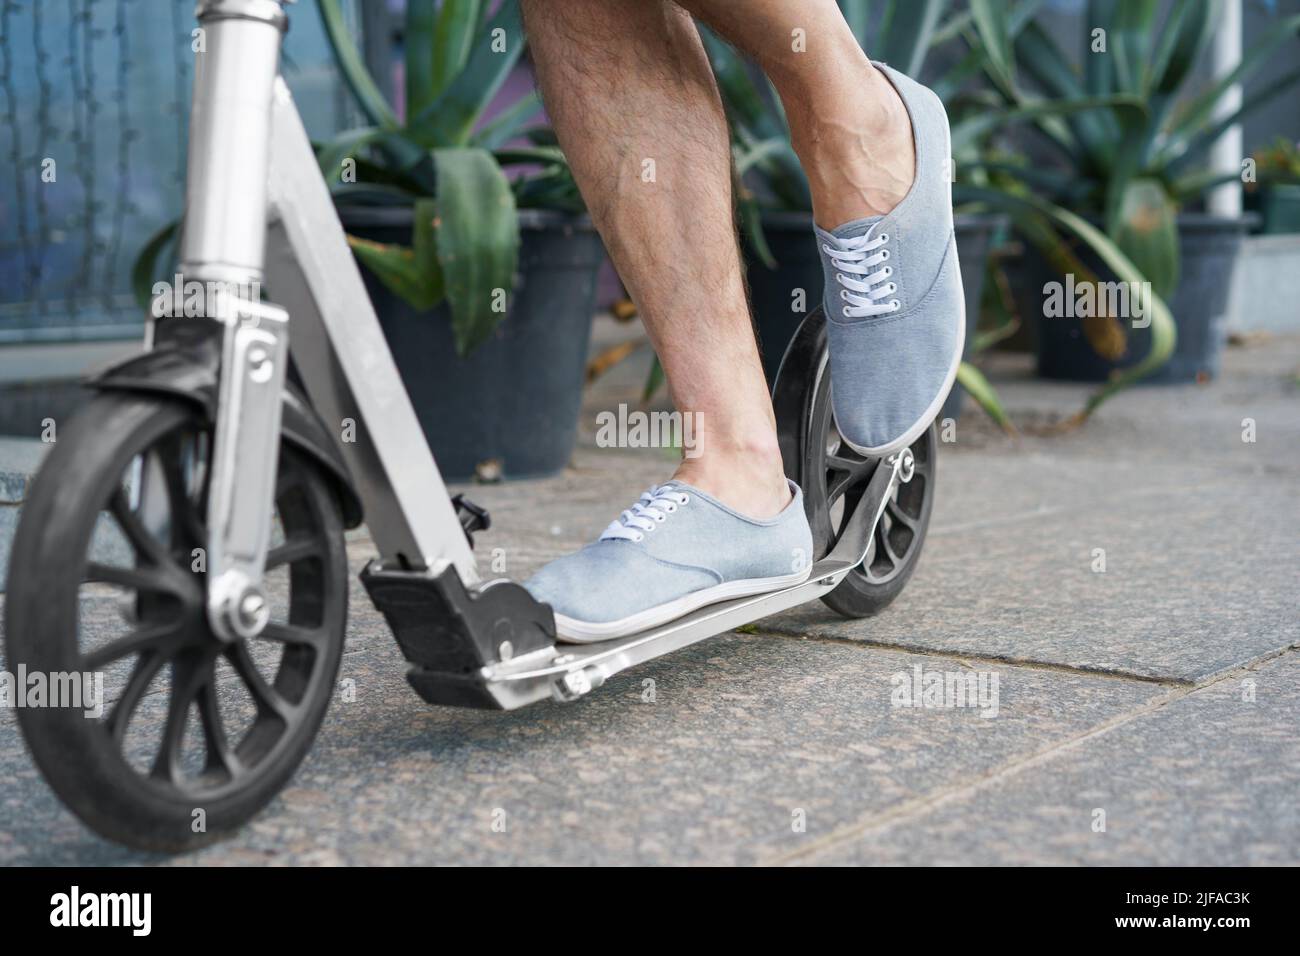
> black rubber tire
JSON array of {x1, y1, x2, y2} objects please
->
[
  {"x1": 772, "y1": 307, "x2": 937, "y2": 619},
  {"x1": 4, "y1": 393, "x2": 347, "y2": 852}
]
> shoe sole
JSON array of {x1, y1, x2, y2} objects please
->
[{"x1": 555, "y1": 566, "x2": 814, "y2": 643}]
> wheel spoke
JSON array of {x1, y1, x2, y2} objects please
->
[
  {"x1": 885, "y1": 498, "x2": 918, "y2": 533},
  {"x1": 260, "y1": 621, "x2": 327, "y2": 650},
  {"x1": 197, "y1": 681, "x2": 242, "y2": 777},
  {"x1": 225, "y1": 643, "x2": 292, "y2": 721},
  {"x1": 84, "y1": 618, "x2": 187, "y2": 670},
  {"x1": 150, "y1": 652, "x2": 210, "y2": 784},
  {"x1": 826, "y1": 469, "x2": 856, "y2": 504},
  {"x1": 105, "y1": 651, "x2": 166, "y2": 746},
  {"x1": 109, "y1": 490, "x2": 171, "y2": 567},
  {"x1": 84, "y1": 560, "x2": 176, "y2": 594},
  {"x1": 266, "y1": 534, "x2": 322, "y2": 570},
  {"x1": 827, "y1": 451, "x2": 871, "y2": 482},
  {"x1": 875, "y1": 519, "x2": 900, "y2": 569},
  {"x1": 157, "y1": 440, "x2": 209, "y2": 546}
]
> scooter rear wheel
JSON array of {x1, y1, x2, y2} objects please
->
[
  {"x1": 773, "y1": 307, "x2": 937, "y2": 618},
  {"x1": 4, "y1": 393, "x2": 347, "y2": 851}
]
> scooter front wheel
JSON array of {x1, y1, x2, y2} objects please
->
[{"x1": 4, "y1": 393, "x2": 347, "y2": 851}]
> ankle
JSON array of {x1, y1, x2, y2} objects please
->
[
  {"x1": 674, "y1": 442, "x2": 791, "y2": 520},
  {"x1": 787, "y1": 63, "x2": 915, "y2": 227}
]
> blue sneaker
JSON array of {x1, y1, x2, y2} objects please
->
[
  {"x1": 524, "y1": 480, "x2": 813, "y2": 642},
  {"x1": 816, "y1": 62, "x2": 964, "y2": 456}
]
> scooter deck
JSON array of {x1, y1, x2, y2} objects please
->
[
  {"x1": 473, "y1": 450, "x2": 907, "y2": 710},
  {"x1": 480, "y1": 553, "x2": 859, "y2": 708}
]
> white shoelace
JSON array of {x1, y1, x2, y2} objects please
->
[
  {"x1": 600, "y1": 484, "x2": 691, "y2": 543},
  {"x1": 823, "y1": 230, "x2": 900, "y2": 319}
]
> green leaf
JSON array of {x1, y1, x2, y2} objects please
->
[
  {"x1": 316, "y1": 0, "x2": 398, "y2": 129},
  {"x1": 1148, "y1": 0, "x2": 1214, "y2": 99},
  {"x1": 956, "y1": 361, "x2": 1016, "y2": 434},
  {"x1": 405, "y1": 0, "x2": 437, "y2": 120},
  {"x1": 346, "y1": 235, "x2": 442, "y2": 311},
  {"x1": 950, "y1": 94, "x2": 1146, "y2": 157},
  {"x1": 131, "y1": 220, "x2": 180, "y2": 310},
  {"x1": 1167, "y1": 14, "x2": 1300, "y2": 144},
  {"x1": 958, "y1": 185, "x2": 1177, "y2": 420},
  {"x1": 431, "y1": 147, "x2": 520, "y2": 355},
  {"x1": 969, "y1": 0, "x2": 1016, "y2": 97},
  {"x1": 878, "y1": 0, "x2": 948, "y2": 77},
  {"x1": 406, "y1": 1, "x2": 525, "y2": 147},
  {"x1": 1165, "y1": 63, "x2": 1300, "y2": 176},
  {"x1": 471, "y1": 90, "x2": 544, "y2": 149},
  {"x1": 1112, "y1": 177, "x2": 1179, "y2": 301},
  {"x1": 412, "y1": 196, "x2": 447, "y2": 306},
  {"x1": 432, "y1": 0, "x2": 485, "y2": 97},
  {"x1": 1109, "y1": 0, "x2": 1158, "y2": 94},
  {"x1": 1168, "y1": 168, "x2": 1244, "y2": 205},
  {"x1": 1082, "y1": 0, "x2": 1117, "y2": 96}
]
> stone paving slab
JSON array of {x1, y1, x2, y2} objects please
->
[
  {"x1": 761, "y1": 462, "x2": 1300, "y2": 683},
  {"x1": 0, "y1": 631, "x2": 1162, "y2": 866},
  {"x1": 803, "y1": 650, "x2": 1300, "y2": 866}
]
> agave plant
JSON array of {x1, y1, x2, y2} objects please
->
[
  {"x1": 959, "y1": 0, "x2": 1300, "y2": 300},
  {"x1": 316, "y1": 0, "x2": 581, "y2": 355},
  {"x1": 948, "y1": 0, "x2": 1300, "y2": 413}
]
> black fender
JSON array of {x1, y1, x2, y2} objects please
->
[{"x1": 89, "y1": 321, "x2": 363, "y2": 529}]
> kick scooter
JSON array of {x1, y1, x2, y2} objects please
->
[{"x1": 3, "y1": 0, "x2": 936, "y2": 851}]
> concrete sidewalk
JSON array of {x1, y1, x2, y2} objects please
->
[{"x1": 1, "y1": 333, "x2": 1297, "y2": 865}]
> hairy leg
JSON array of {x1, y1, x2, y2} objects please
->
[
  {"x1": 674, "y1": 0, "x2": 915, "y2": 229},
  {"x1": 523, "y1": 0, "x2": 790, "y2": 518}
]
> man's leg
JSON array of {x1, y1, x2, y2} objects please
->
[
  {"x1": 673, "y1": 0, "x2": 915, "y2": 228},
  {"x1": 523, "y1": 0, "x2": 789, "y2": 520},
  {"x1": 678, "y1": 0, "x2": 962, "y2": 459}
]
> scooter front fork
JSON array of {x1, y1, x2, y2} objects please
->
[{"x1": 204, "y1": 296, "x2": 291, "y2": 642}]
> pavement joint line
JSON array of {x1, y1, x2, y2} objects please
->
[
  {"x1": 749, "y1": 629, "x2": 1191, "y2": 686},
  {"x1": 762, "y1": 644, "x2": 1300, "y2": 867}
]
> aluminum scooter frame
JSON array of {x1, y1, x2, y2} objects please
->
[{"x1": 190, "y1": 0, "x2": 910, "y2": 708}]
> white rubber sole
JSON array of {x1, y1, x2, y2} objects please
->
[{"x1": 554, "y1": 566, "x2": 813, "y2": 644}]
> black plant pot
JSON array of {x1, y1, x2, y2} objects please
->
[
  {"x1": 341, "y1": 207, "x2": 605, "y2": 481},
  {"x1": 1009, "y1": 214, "x2": 1253, "y2": 384},
  {"x1": 742, "y1": 212, "x2": 1002, "y2": 420}
]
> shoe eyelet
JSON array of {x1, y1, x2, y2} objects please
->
[
  {"x1": 881, "y1": 250, "x2": 890, "y2": 260},
  {"x1": 635, "y1": 532, "x2": 645, "y2": 542},
  {"x1": 883, "y1": 267, "x2": 892, "y2": 276},
  {"x1": 664, "y1": 504, "x2": 676, "y2": 513},
  {"x1": 891, "y1": 299, "x2": 901, "y2": 310},
  {"x1": 678, "y1": 494, "x2": 690, "y2": 505},
  {"x1": 654, "y1": 513, "x2": 666, "y2": 522},
  {"x1": 841, "y1": 290, "x2": 849, "y2": 300},
  {"x1": 842, "y1": 307, "x2": 851, "y2": 317},
  {"x1": 879, "y1": 233, "x2": 889, "y2": 242}
]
